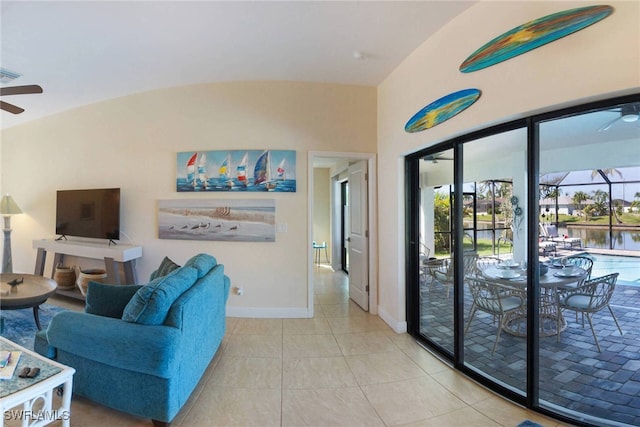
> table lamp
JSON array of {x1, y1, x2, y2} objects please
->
[{"x1": 1, "y1": 194, "x2": 22, "y2": 273}]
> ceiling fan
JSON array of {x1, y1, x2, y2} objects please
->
[
  {"x1": 598, "y1": 103, "x2": 640, "y2": 131},
  {"x1": 0, "y1": 85, "x2": 43, "y2": 114},
  {"x1": 423, "y1": 154, "x2": 453, "y2": 163}
]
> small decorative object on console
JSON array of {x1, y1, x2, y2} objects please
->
[
  {"x1": 54, "y1": 265, "x2": 76, "y2": 290},
  {"x1": 7, "y1": 277, "x2": 23, "y2": 287},
  {"x1": 75, "y1": 268, "x2": 107, "y2": 297},
  {"x1": 7, "y1": 277, "x2": 23, "y2": 293}
]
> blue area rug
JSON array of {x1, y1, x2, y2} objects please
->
[
  {"x1": 517, "y1": 421, "x2": 543, "y2": 427},
  {"x1": 0, "y1": 304, "x2": 67, "y2": 350}
]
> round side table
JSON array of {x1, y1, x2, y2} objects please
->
[{"x1": 1, "y1": 273, "x2": 58, "y2": 330}]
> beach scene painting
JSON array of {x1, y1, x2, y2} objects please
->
[
  {"x1": 158, "y1": 199, "x2": 275, "y2": 242},
  {"x1": 177, "y1": 150, "x2": 296, "y2": 192}
]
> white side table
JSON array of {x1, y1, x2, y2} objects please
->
[
  {"x1": 0, "y1": 336, "x2": 75, "y2": 427},
  {"x1": 312, "y1": 241, "x2": 329, "y2": 264}
]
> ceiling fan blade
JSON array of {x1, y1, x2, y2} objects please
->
[
  {"x1": 598, "y1": 116, "x2": 620, "y2": 132},
  {"x1": 0, "y1": 85, "x2": 43, "y2": 96},
  {"x1": 423, "y1": 155, "x2": 454, "y2": 161},
  {"x1": 0, "y1": 100, "x2": 25, "y2": 114}
]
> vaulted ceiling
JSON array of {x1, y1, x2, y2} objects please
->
[{"x1": 0, "y1": 1, "x2": 475, "y2": 129}]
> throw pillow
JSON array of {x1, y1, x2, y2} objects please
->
[
  {"x1": 149, "y1": 256, "x2": 181, "y2": 281},
  {"x1": 183, "y1": 253, "x2": 217, "y2": 278},
  {"x1": 85, "y1": 282, "x2": 143, "y2": 318},
  {"x1": 122, "y1": 266, "x2": 197, "y2": 325}
]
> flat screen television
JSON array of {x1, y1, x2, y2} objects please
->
[{"x1": 56, "y1": 188, "x2": 120, "y2": 242}]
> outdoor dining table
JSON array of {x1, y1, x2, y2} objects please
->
[{"x1": 481, "y1": 263, "x2": 588, "y2": 337}]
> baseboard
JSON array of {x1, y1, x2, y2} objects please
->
[
  {"x1": 226, "y1": 307, "x2": 312, "y2": 318},
  {"x1": 377, "y1": 306, "x2": 407, "y2": 333},
  {"x1": 226, "y1": 306, "x2": 407, "y2": 332}
]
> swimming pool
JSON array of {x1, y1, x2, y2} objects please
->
[{"x1": 586, "y1": 253, "x2": 640, "y2": 286}]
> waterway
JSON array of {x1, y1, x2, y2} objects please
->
[
  {"x1": 564, "y1": 226, "x2": 640, "y2": 252},
  {"x1": 472, "y1": 222, "x2": 640, "y2": 252}
]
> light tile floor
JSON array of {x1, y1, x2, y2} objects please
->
[{"x1": 27, "y1": 265, "x2": 568, "y2": 426}]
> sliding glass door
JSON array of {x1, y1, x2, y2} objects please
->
[
  {"x1": 414, "y1": 148, "x2": 456, "y2": 355},
  {"x1": 406, "y1": 94, "x2": 640, "y2": 427},
  {"x1": 461, "y1": 128, "x2": 528, "y2": 396},
  {"x1": 537, "y1": 100, "x2": 640, "y2": 425}
]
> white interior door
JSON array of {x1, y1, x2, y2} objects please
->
[{"x1": 348, "y1": 160, "x2": 369, "y2": 311}]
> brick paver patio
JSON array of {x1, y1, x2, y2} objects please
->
[{"x1": 418, "y1": 277, "x2": 640, "y2": 426}]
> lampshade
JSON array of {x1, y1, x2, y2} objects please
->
[{"x1": 0, "y1": 194, "x2": 22, "y2": 215}]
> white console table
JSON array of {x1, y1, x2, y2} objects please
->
[{"x1": 33, "y1": 239, "x2": 142, "y2": 289}]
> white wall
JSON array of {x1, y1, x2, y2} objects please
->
[
  {"x1": 1, "y1": 81, "x2": 376, "y2": 317},
  {"x1": 377, "y1": 1, "x2": 640, "y2": 331}
]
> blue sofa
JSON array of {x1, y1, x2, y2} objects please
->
[{"x1": 35, "y1": 254, "x2": 230, "y2": 426}]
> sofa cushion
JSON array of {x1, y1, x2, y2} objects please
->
[
  {"x1": 149, "y1": 256, "x2": 181, "y2": 281},
  {"x1": 122, "y1": 266, "x2": 198, "y2": 325},
  {"x1": 85, "y1": 282, "x2": 143, "y2": 318},
  {"x1": 183, "y1": 253, "x2": 217, "y2": 278}
]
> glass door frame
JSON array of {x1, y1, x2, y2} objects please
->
[
  {"x1": 405, "y1": 120, "x2": 532, "y2": 406},
  {"x1": 405, "y1": 141, "x2": 455, "y2": 359},
  {"x1": 405, "y1": 93, "x2": 640, "y2": 425}
]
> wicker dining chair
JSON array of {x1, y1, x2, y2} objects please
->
[
  {"x1": 432, "y1": 251, "x2": 478, "y2": 298},
  {"x1": 558, "y1": 273, "x2": 622, "y2": 352},
  {"x1": 464, "y1": 276, "x2": 526, "y2": 354},
  {"x1": 473, "y1": 256, "x2": 502, "y2": 277},
  {"x1": 563, "y1": 255, "x2": 594, "y2": 280}
]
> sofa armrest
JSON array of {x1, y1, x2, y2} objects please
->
[{"x1": 46, "y1": 311, "x2": 181, "y2": 378}]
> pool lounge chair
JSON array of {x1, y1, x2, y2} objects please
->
[
  {"x1": 541, "y1": 224, "x2": 582, "y2": 249},
  {"x1": 539, "y1": 240, "x2": 557, "y2": 256}
]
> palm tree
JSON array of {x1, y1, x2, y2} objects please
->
[
  {"x1": 591, "y1": 168, "x2": 624, "y2": 224},
  {"x1": 433, "y1": 191, "x2": 451, "y2": 253},
  {"x1": 478, "y1": 181, "x2": 494, "y2": 199},
  {"x1": 632, "y1": 192, "x2": 640, "y2": 210},
  {"x1": 572, "y1": 191, "x2": 589, "y2": 213},
  {"x1": 591, "y1": 168, "x2": 624, "y2": 209},
  {"x1": 591, "y1": 168, "x2": 623, "y2": 181},
  {"x1": 590, "y1": 189, "x2": 608, "y2": 216},
  {"x1": 540, "y1": 185, "x2": 562, "y2": 201}
]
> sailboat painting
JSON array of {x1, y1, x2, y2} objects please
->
[
  {"x1": 158, "y1": 199, "x2": 276, "y2": 242},
  {"x1": 177, "y1": 150, "x2": 296, "y2": 192}
]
